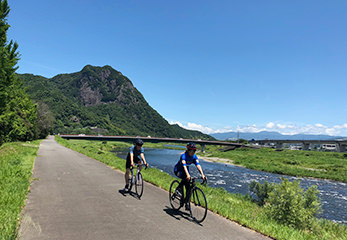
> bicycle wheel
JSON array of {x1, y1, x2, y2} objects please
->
[
  {"x1": 169, "y1": 180, "x2": 182, "y2": 210},
  {"x1": 189, "y1": 187, "x2": 208, "y2": 223},
  {"x1": 135, "y1": 171, "x2": 144, "y2": 198},
  {"x1": 128, "y1": 169, "x2": 134, "y2": 192}
]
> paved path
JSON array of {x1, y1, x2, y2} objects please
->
[{"x1": 19, "y1": 136, "x2": 270, "y2": 240}]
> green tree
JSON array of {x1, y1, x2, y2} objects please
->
[
  {"x1": 35, "y1": 102, "x2": 54, "y2": 138},
  {"x1": 0, "y1": 0, "x2": 37, "y2": 144}
]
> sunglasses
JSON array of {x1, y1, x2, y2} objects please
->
[{"x1": 188, "y1": 149, "x2": 196, "y2": 152}]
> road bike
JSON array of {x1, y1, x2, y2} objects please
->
[
  {"x1": 128, "y1": 163, "x2": 147, "y2": 199},
  {"x1": 169, "y1": 177, "x2": 208, "y2": 223}
]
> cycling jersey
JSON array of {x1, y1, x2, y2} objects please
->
[
  {"x1": 174, "y1": 152, "x2": 200, "y2": 174},
  {"x1": 128, "y1": 145, "x2": 144, "y2": 160},
  {"x1": 126, "y1": 145, "x2": 144, "y2": 169}
]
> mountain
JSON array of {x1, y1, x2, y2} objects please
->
[
  {"x1": 19, "y1": 65, "x2": 213, "y2": 140},
  {"x1": 211, "y1": 131, "x2": 343, "y2": 141}
]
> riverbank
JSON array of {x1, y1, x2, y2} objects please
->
[
  {"x1": 54, "y1": 136, "x2": 347, "y2": 240},
  {"x1": 199, "y1": 145, "x2": 347, "y2": 183}
]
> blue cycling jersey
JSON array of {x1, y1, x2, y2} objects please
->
[
  {"x1": 174, "y1": 152, "x2": 200, "y2": 173},
  {"x1": 129, "y1": 145, "x2": 144, "y2": 161}
]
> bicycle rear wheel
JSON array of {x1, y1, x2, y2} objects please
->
[
  {"x1": 128, "y1": 169, "x2": 134, "y2": 192},
  {"x1": 169, "y1": 180, "x2": 182, "y2": 210},
  {"x1": 189, "y1": 187, "x2": 207, "y2": 223},
  {"x1": 135, "y1": 171, "x2": 144, "y2": 198}
]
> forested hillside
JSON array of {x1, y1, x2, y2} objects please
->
[{"x1": 19, "y1": 65, "x2": 213, "y2": 140}]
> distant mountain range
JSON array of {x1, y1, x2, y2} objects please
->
[{"x1": 211, "y1": 131, "x2": 346, "y2": 141}]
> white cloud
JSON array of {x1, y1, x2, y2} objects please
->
[
  {"x1": 170, "y1": 120, "x2": 347, "y2": 137},
  {"x1": 170, "y1": 121, "x2": 231, "y2": 134}
]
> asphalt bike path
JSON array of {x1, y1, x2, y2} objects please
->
[{"x1": 19, "y1": 136, "x2": 271, "y2": 240}]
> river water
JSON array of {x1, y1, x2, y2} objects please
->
[{"x1": 118, "y1": 147, "x2": 347, "y2": 224}]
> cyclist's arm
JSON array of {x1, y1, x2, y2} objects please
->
[
  {"x1": 182, "y1": 160, "x2": 190, "y2": 180},
  {"x1": 197, "y1": 164, "x2": 206, "y2": 180},
  {"x1": 140, "y1": 153, "x2": 148, "y2": 166},
  {"x1": 129, "y1": 153, "x2": 134, "y2": 166}
]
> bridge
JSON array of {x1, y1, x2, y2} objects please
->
[
  {"x1": 59, "y1": 134, "x2": 246, "y2": 152},
  {"x1": 254, "y1": 139, "x2": 347, "y2": 152}
]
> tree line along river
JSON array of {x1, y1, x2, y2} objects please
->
[{"x1": 118, "y1": 147, "x2": 346, "y2": 224}]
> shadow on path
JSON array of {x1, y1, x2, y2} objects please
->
[
  {"x1": 118, "y1": 189, "x2": 141, "y2": 200},
  {"x1": 163, "y1": 206, "x2": 203, "y2": 226}
]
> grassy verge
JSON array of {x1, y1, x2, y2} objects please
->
[
  {"x1": 0, "y1": 140, "x2": 41, "y2": 240},
  {"x1": 199, "y1": 145, "x2": 347, "y2": 183},
  {"x1": 55, "y1": 136, "x2": 347, "y2": 240}
]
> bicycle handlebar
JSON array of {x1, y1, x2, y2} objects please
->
[
  {"x1": 190, "y1": 176, "x2": 207, "y2": 184},
  {"x1": 130, "y1": 163, "x2": 148, "y2": 170}
]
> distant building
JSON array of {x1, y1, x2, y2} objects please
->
[{"x1": 321, "y1": 144, "x2": 337, "y2": 151}]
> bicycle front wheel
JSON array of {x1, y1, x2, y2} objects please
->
[
  {"x1": 135, "y1": 171, "x2": 144, "y2": 198},
  {"x1": 189, "y1": 187, "x2": 208, "y2": 223},
  {"x1": 169, "y1": 180, "x2": 182, "y2": 210}
]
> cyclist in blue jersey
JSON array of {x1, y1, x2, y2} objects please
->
[
  {"x1": 174, "y1": 142, "x2": 207, "y2": 209},
  {"x1": 124, "y1": 138, "x2": 148, "y2": 192}
]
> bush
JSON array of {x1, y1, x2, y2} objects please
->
[
  {"x1": 265, "y1": 178, "x2": 321, "y2": 229},
  {"x1": 249, "y1": 181, "x2": 274, "y2": 206}
]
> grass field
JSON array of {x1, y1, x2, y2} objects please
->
[
  {"x1": 55, "y1": 136, "x2": 347, "y2": 240},
  {"x1": 0, "y1": 140, "x2": 41, "y2": 240},
  {"x1": 199, "y1": 145, "x2": 347, "y2": 183}
]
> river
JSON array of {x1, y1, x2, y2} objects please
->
[{"x1": 118, "y1": 147, "x2": 346, "y2": 224}]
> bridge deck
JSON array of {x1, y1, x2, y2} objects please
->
[{"x1": 59, "y1": 134, "x2": 245, "y2": 147}]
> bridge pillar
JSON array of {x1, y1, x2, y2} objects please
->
[
  {"x1": 200, "y1": 144, "x2": 206, "y2": 153},
  {"x1": 276, "y1": 143, "x2": 283, "y2": 149},
  {"x1": 336, "y1": 143, "x2": 347, "y2": 152},
  {"x1": 303, "y1": 143, "x2": 310, "y2": 151}
]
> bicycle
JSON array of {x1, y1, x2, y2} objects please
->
[
  {"x1": 169, "y1": 177, "x2": 208, "y2": 223},
  {"x1": 128, "y1": 163, "x2": 147, "y2": 199}
]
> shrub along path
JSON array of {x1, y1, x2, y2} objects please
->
[{"x1": 19, "y1": 136, "x2": 269, "y2": 240}]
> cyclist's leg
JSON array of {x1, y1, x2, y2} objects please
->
[
  {"x1": 176, "y1": 169, "x2": 190, "y2": 205},
  {"x1": 176, "y1": 171, "x2": 188, "y2": 206},
  {"x1": 183, "y1": 180, "x2": 191, "y2": 205},
  {"x1": 124, "y1": 155, "x2": 132, "y2": 190},
  {"x1": 176, "y1": 170, "x2": 186, "y2": 189}
]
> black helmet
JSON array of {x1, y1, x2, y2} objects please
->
[
  {"x1": 135, "y1": 138, "x2": 143, "y2": 146},
  {"x1": 186, "y1": 142, "x2": 197, "y2": 151}
]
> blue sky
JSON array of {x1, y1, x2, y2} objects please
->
[{"x1": 7, "y1": 0, "x2": 347, "y2": 136}]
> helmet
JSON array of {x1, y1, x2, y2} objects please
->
[
  {"x1": 186, "y1": 142, "x2": 197, "y2": 151},
  {"x1": 135, "y1": 138, "x2": 143, "y2": 146}
]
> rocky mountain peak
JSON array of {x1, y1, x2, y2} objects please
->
[{"x1": 77, "y1": 65, "x2": 140, "y2": 107}]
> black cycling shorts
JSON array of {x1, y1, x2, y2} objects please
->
[{"x1": 125, "y1": 153, "x2": 141, "y2": 169}]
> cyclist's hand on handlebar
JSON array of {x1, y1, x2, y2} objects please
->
[
  {"x1": 186, "y1": 174, "x2": 191, "y2": 181},
  {"x1": 202, "y1": 175, "x2": 207, "y2": 183}
]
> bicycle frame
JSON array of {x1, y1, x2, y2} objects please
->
[
  {"x1": 185, "y1": 177, "x2": 205, "y2": 200},
  {"x1": 129, "y1": 163, "x2": 147, "y2": 198},
  {"x1": 169, "y1": 176, "x2": 207, "y2": 223}
]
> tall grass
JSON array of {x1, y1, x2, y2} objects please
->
[
  {"x1": 55, "y1": 136, "x2": 347, "y2": 240},
  {"x1": 0, "y1": 140, "x2": 40, "y2": 240}
]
